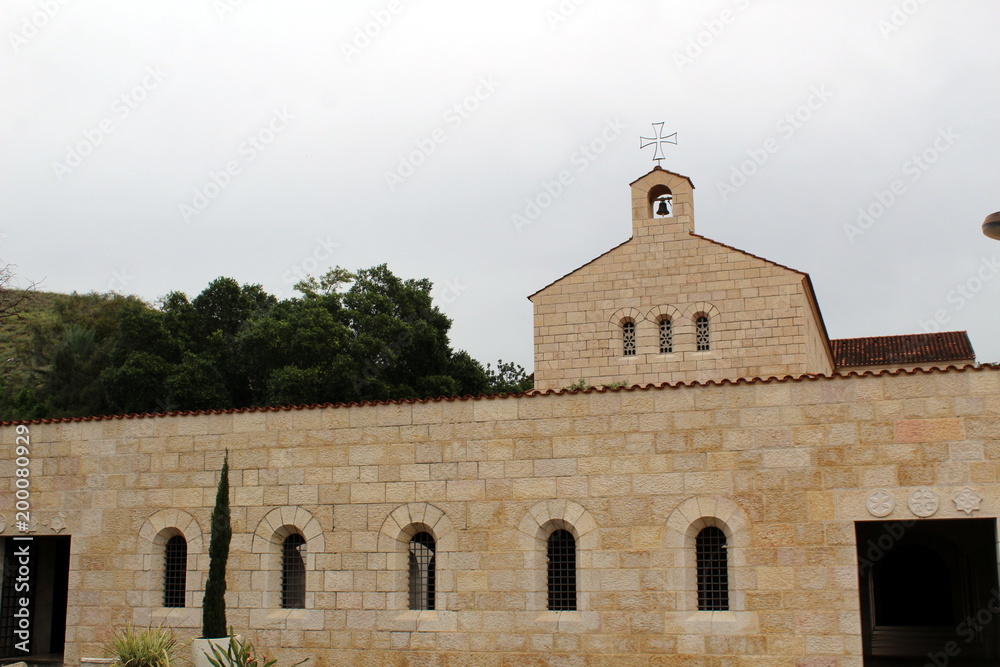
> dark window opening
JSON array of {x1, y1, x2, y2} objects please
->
[
  {"x1": 696, "y1": 526, "x2": 729, "y2": 611},
  {"x1": 163, "y1": 535, "x2": 187, "y2": 608},
  {"x1": 281, "y1": 533, "x2": 306, "y2": 610},
  {"x1": 547, "y1": 529, "x2": 577, "y2": 611},
  {"x1": 409, "y1": 532, "x2": 436, "y2": 611}
]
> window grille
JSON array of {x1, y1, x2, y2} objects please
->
[
  {"x1": 696, "y1": 526, "x2": 729, "y2": 611},
  {"x1": 281, "y1": 533, "x2": 306, "y2": 609},
  {"x1": 409, "y1": 532, "x2": 436, "y2": 611},
  {"x1": 623, "y1": 321, "x2": 637, "y2": 357},
  {"x1": 696, "y1": 315, "x2": 711, "y2": 351},
  {"x1": 659, "y1": 318, "x2": 673, "y2": 354},
  {"x1": 163, "y1": 535, "x2": 187, "y2": 608},
  {"x1": 547, "y1": 529, "x2": 577, "y2": 611}
]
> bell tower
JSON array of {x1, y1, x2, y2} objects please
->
[{"x1": 630, "y1": 166, "x2": 696, "y2": 239}]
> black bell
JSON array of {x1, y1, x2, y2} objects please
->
[{"x1": 656, "y1": 198, "x2": 670, "y2": 217}]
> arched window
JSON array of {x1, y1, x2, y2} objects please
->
[
  {"x1": 659, "y1": 318, "x2": 673, "y2": 354},
  {"x1": 163, "y1": 535, "x2": 187, "y2": 608},
  {"x1": 281, "y1": 533, "x2": 306, "y2": 609},
  {"x1": 696, "y1": 527, "x2": 729, "y2": 611},
  {"x1": 409, "y1": 532, "x2": 436, "y2": 611},
  {"x1": 622, "y1": 321, "x2": 637, "y2": 357},
  {"x1": 696, "y1": 315, "x2": 711, "y2": 351},
  {"x1": 547, "y1": 529, "x2": 577, "y2": 611}
]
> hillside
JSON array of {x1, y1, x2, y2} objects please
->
[{"x1": 0, "y1": 290, "x2": 66, "y2": 369}]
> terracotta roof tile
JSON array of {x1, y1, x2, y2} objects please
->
[
  {"x1": 2, "y1": 364, "x2": 993, "y2": 427},
  {"x1": 831, "y1": 331, "x2": 975, "y2": 368}
]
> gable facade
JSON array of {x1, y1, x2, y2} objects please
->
[{"x1": 530, "y1": 168, "x2": 835, "y2": 391}]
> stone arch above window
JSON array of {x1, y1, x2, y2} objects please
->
[
  {"x1": 378, "y1": 503, "x2": 456, "y2": 613},
  {"x1": 251, "y1": 507, "x2": 325, "y2": 611},
  {"x1": 681, "y1": 302, "x2": 720, "y2": 353},
  {"x1": 647, "y1": 306, "x2": 682, "y2": 355},
  {"x1": 517, "y1": 500, "x2": 598, "y2": 614},
  {"x1": 610, "y1": 308, "x2": 644, "y2": 358},
  {"x1": 137, "y1": 510, "x2": 203, "y2": 613},
  {"x1": 664, "y1": 497, "x2": 751, "y2": 615}
]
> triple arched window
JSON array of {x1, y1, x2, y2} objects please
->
[
  {"x1": 621, "y1": 313, "x2": 711, "y2": 355},
  {"x1": 409, "y1": 532, "x2": 436, "y2": 611}
]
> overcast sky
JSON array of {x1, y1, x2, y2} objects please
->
[{"x1": 2, "y1": 0, "x2": 999, "y2": 372}]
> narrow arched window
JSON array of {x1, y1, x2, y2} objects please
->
[
  {"x1": 696, "y1": 527, "x2": 729, "y2": 611},
  {"x1": 696, "y1": 315, "x2": 711, "y2": 351},
  {"x1": 622, "y1": 321, "x2": 636, "y2": 357},
  {"x1": 163, "y1": 535, "x2": 187, "y2": 608},
  {"x1": 281, "y1": 533, "x2": 306, "y2": 609},
  {"x1": 659, "y1": 318, "x2": 673, "y2": 354},
  {"x1": 409, "y1": 532, "x2": 436, "y2": 611},
  {"x1": 547, "y1": 529, "x2": 577, "y2": 611}
]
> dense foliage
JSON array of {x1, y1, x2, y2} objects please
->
[{"x1": 0, "y1": 265, "x2": 532, "y2": 420}]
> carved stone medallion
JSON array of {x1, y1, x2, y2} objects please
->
[
  {"x1": 953, "y1": 488, "x2": 983, "y2": 516},
  {"x1": 866, "y1": 490, "x2": 895, "y2": 517},
  {"x1": 908, "y1": 488, "x2": 939, "y2": 518}
]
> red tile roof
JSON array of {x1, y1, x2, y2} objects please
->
[
  {"x1": 1, "y1": 364, "x2": 991, "y2": 427},
  {"x1": 831, "y1": 331, "x2": 975, "y2": 368}
]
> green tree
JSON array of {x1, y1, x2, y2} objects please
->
[{"x1": 202, "y1": 452, "x2": 231, "y2": 639}]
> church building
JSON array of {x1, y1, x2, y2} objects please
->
[{"x1": 2, "y1": 167, "x2": 997, "y2": 667}]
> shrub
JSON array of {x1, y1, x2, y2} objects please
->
[{"x1": 105, "y1": 624, "x2": 182, "y2": 667}]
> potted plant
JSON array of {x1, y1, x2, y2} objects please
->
[{"x1": 192, "y1": 451, "x2": 235, "y2": 667}]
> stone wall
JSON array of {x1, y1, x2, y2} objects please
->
[{"x1": 5, "y1": 365, "x2": 999, "y2": 666}]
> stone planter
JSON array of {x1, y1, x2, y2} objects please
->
[{"x1": 191, "y1": 636, "x2": 241, "y2": 667}]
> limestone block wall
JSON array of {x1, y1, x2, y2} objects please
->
[
  {"x1": 3, "y1": 365, "x2": 999, "y2": 667},
  {"x1": 530, "y1": 231, "x2": 832, "y2": 391}
]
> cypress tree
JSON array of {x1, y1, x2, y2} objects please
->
[{"x1": 202, "y1": 451, "x2": 231, "y2": 638}]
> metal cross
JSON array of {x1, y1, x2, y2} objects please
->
[{"x1": 641, "y1": 123, "x2": 678, "y2": 166}]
